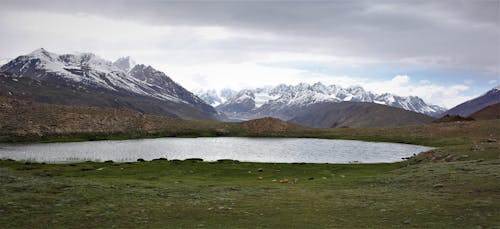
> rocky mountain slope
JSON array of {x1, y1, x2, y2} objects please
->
[
  {"x1": 0, "y1": 49, "x2": 219, "y2": 120},
  {"x1": 289, "y1": 102, "x2": 434, "y2": 128},
  {"x1": 441, "y1": 86, "x2": 500, "y2": 117},
  {"x1": 196, "y1": 83, "x2": 446, "y2": 120},
  {"x1": 468, "y1": 102, "x2": 500, "y2": 120}
]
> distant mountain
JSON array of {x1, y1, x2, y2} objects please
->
[
  {"x1": 441, "y1": 86, "x2": 500, "y2": 117},
  {"x1": 217, "y1": 89, "x2": 256, "y2": 114},
  {"x1": 289, "y1": 102, "x2": 434, "y2": 128},
  {"x1": 113, "y1": 56, "x2": 136, "y2": 72},
  {"x1": 194, "y1": 89, "x2": 224, "y2": 107},
  {"x1": 469, "y1": 103, "x2": 500, "y2": 120},
  {"x1": 0, "y1": 48, "x2": 220, "y2": 120},
  {"x1": 196, "y1": 82, "x2": 446, "y2": 120}
]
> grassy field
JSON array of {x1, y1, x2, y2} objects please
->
[
  {"x1": 0, "y1": 159, "x2": 498, "y2": 228},
  {"x1": 0, "y1": 120, "x2": 499, "y2": 228}
]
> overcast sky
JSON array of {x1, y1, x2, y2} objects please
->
[{"x1": 0, "y1": 0, "x2": 499, "y2": 108}]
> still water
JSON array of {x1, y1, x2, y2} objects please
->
[{"x1": 0, "y1": 137, "x2": 433, "y2": 163}]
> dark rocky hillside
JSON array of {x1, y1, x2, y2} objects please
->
[
  {"x1": 441, "y1": 86, "x2": 500, "y2": 117},
  {"x1": 0, "y1": 72, "x2": 218, "y2": 120}
]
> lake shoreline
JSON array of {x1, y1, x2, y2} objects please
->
[{"x1": 0, "y1": 137, "x2": 433, "y2": 164}]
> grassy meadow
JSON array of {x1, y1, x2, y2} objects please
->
[{"x1": 0, "y1": 119, "x2": 499, "y2": 228}]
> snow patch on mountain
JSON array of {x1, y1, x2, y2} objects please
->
[
  {"x1": 0, "y1": 58, "x2": 12, "y2": 67},
  {"x1": 113, "y1": 56, "x2": 136, "y2": 72}
]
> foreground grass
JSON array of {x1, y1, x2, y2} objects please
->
[{"x1": 1, "y1": 159, "x2": 499, "y2": 228}]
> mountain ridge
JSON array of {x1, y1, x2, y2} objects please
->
[
  {"x1": 0, "y1": 48, "x2": 220, "y2": 120},
  {"x1": 196, "y1": 83, "x2": 446, "y2": 120},
  {"x1": 441, "y1": 86, "x2": 500, "y2": 117},
  {"x1": 289, "y1": 101, "x2": 435, "y2": 128}
]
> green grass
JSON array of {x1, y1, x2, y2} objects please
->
[{"x1": 0, "y1": 159, "x2": 498, "y2": 228}]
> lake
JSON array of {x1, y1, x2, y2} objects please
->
[{"x1": 0, "y1": 137, "x2": 434, "y2": 164}]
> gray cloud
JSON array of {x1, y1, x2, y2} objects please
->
[{"x1": 0, "y1": 0, "x2": 498, "y2": 74}]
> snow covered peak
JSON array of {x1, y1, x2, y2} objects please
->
[
  {"x1": 29, "y1": 48, "x2": 49, "y2": 55},
  {"x1": 346, "y1": 85, "x2": 366, "y2": 94},
  {"x1": 220, "y1": 88, "x2": 238, "y2": 99},
  {"x1": 312, "y1": 82, "x2": 328, "y2": 92},
  {"x1": 0, "y1": 49, "x2": 213, "y2": 108},
  {"x1": 195, "y1": 89, "x2": 224, "y2": 106},
  {"x1": 233, "y1": 89, "x2": 255, "y2": 102},
  {"x1": 113, "y1": 56, "x2": 136, "y2": 72},
  {"x1": 28, "y1": 48, "x2": 59, "y2": 61},
  {"x1": 0, "y1": 58, "x2": 10, "y2": 67},
  {"x1": 195, "y1": 82, "x2": 447, "y2": 117}
]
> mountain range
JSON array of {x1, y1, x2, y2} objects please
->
[
  {"x1": 0, "y1": 48, "x2": 221, "y2": 120},
  {"x1": 1, "y1": 48, "x2": 498, "y2": 129},
  {"x1": 196, "y1": 83, "x2": 446, "y2": 121}
]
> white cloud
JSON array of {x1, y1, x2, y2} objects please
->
[
  {"x1": 464, "y1": 79, "x2": 474, "y2": 84},
  {"x1": 419, "y1": 80, "x2": 431, "y2": 85},
  {"x1": 363, "y1": 75, "x2": 473, "y2": 108},
  {"x1": 164, "y1": 62, "x2": 304, "y2": 90}
]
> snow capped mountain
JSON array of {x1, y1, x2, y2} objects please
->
[
  {"x1": 217, "y1": 89, "x2": 256, "y2": 113},
  {"x1": 128, "y1": 64, "x2": 214, "y2": 112},
  {"x1": 196, "y1": 82, "x2": 446, "y2": 120},
  {"x1": 0, "y1": 48, "x2": 219, "y2": 120},
  {"x1": 2, "y1": 48, "x2": 191, "y2": 104},
  {"x1": 195, "y1": 89, "x2": 225, "y2": 107},
  {"x1": 113, "y1": 56, "x2": 136, "y2": 72},
  {"x1": 2, "y1": 48, "x2": 137, "y2": 91}
]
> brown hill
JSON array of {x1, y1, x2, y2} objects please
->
[
  {"x1": 469, "y1": 103, "x2": 500, "y2": 120},
  {"x1": 0, "y1": 96, "x2": 164, "y2": 135},
  {"x1": 0, "y1": 96, "x2": 230, "y2": 137},
  {"x1": 240, "y1": 117, "x2": 304, "y2": 133},
  {"x1": 289, "y1": 102, "x2": 434, "y2": 128}
]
